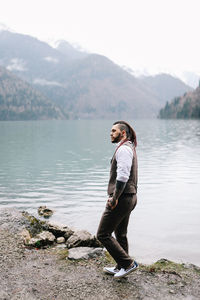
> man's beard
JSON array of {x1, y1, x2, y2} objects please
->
[{"x1": 112, "y1": 133, "x2": 123, "y2": 143}]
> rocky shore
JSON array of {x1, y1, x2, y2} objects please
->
[{"x1": 0, "y1": 207, "x2": 200, "y2": 300}]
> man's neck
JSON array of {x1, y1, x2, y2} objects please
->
[
  {"x1": 116, "y1": 137, "x2": 127, "y2": 146},
  {"x1": 119, "y1": 137, "x2": 127, "y2": 143}
]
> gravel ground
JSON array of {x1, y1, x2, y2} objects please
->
[{"x1": 0, "y1": 208, "x2": 200, "y2": 300}]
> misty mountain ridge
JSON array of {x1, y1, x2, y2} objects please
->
[
  {"x1": 1, "y1": 23, "x2": 198, "y2": 87},
  {"x1": 55, "y1": 40, "x2": 89, "y2": 60},
  {"x1": 140, "y1": 73, "x2": 193, "y2": 105},
  {"x1": 0, "y1": 28, "x2": 193, "y2": 120},
  {"x1": 180, "y1": 71, "x2": 200, "y2": 89},
  {"x1": 121, "y1": 65, "x2": 199, "y2": 89}
]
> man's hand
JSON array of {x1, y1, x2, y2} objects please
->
[
  {"x1": 107, "y1": 197, "x2": 118, "y2": 210},
  {"x1": 107, "y1": 181, "x2": 126, "y2": 210}
]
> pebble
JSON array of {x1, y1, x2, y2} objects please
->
[{"x1": 57, "y1": 237, "x2": 65, "y2": 244}]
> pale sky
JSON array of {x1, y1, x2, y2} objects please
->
[{"x1": 1, "y1": 0, "x2": 200, "y2": 80}]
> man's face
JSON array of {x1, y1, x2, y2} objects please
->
[{"x1": 110, "y1": 124, "x2": 123, "y2": 143}]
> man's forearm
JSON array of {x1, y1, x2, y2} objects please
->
[
  {"x1": 113, "y1": 180, "x2": 127, "y2": 200},
  {"x1": 107, "y1": 180, "x2": 127, "y2": 209}
]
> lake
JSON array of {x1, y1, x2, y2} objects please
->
[{"x1": 0, "y1": 119, "x2": 200, "y2": 266}]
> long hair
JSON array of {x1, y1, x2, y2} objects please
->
[{"x1": 113, "y1": 120, "x2": 137, "y2": 147}]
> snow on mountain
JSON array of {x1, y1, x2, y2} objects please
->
[
  {"x1": 7, "y1": 58, "x2": 26, "y2": 71},
  {"x1": 33, "y1": 78, "x2": 62, "y2": 86},
  {"x1": 44, "y1": 56, "x2": 59, "y2": 63},
  {"x1": 0, "y1": 23, "x2": 14, "y2": 33}
]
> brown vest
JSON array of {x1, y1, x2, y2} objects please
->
[{"x1": 107, "y1": 141, "x2": 138, "y2": 195}]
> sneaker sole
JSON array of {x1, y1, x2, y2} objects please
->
[
  {"x1": 103, "y1": 269, "x2": 118, "y2": 275},
  {"x1": 114, "y1": 264, "x2": 138, "y2": 279}
]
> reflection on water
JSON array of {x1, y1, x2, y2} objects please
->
[{"x1": 0, "y1": 119, "x2": 200, "y2": 266}]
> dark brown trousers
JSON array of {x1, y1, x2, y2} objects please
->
[{"x1": 97, "y1": 193, "x2": 137, "y2": 269}]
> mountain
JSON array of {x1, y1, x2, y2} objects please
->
[
  {"x1": 34, "y1": 53, "x2": 162, "y2": 119},
  {"x1": 0, "y1": 29, "x2": 193, "y2": 119},
  {"x1": 159, "y1": 85, "x2": 200, "y2": 119},
  {"x1": 56, "y1": 40, "x2": 88, "y2": 60},
  {"x1": 181, "y1": 71, "x2": 200, "y2": 89},
  {"x1": 0, "y1": 30, "x2": 72, "y2": 83},
  {"x1": 140, "y1": 73, "x2": 193, "y2": 105},
  {"x1": 0, "y1": 66, "x2": 66, "y2": 120},
  {"x1": 0, "y1": 29, "x2": 162, "y2": 119}
]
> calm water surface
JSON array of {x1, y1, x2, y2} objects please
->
[{"x1": 0, "y1": 119, "x2": 200, "y2": 266}]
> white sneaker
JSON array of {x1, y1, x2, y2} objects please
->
[
  {"x1": 114, "y1": 261, "x2": 138, "y2": 279},
  {"x1": 103, "y1": 266, "x2": 119, "y2": 275}
]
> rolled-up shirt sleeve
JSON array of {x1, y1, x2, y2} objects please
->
[{"x1": 116, "y1": 145, "x2": 133, "y2": 182}]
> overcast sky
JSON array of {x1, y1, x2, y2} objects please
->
[{"x1": 1, "y1": 0, "x2": 200, "y2": 81}]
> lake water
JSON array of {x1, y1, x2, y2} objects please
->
[{"x1": 0, "y1": 119, "x2": 200, "y2": 266}]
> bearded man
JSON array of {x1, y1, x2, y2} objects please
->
[{"x1": 97, "y1": 121, "x2": 138, "y2": 279}]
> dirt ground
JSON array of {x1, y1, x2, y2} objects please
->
[{"x1": 0, "y1": 208, "x2": 200, "y2": 300}]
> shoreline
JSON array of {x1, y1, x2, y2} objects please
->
[
  {"x1": 0, "y1": 207, "x2": 200, "y2": 299},
  {"x1": 6, "y1": 205, "x2": 200, "y2": 268}
]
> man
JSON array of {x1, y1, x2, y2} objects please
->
[{"x1": 97, "y1": 120, "x2": 138, "y2": 279}]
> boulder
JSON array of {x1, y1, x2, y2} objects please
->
[
  {"x1": 22, "y1": 211, "x2": 46, "y2": 236},
  {"x1": 66, "y1": 229, "x2": 102, "y2": 248},
  {"x1": 68, "y1": 247, "x2": 104, "y2": 260},
  {"x1": 0, "y1": 208, "x2": 44, "y2": 235},
  {"x1": 44, "y1": 222, "x2": 74, "y2": 239},
  {"x1": 20, "y1": 229, "x2": 31, "y2": 244},
  {"x1": 28, "y1": 231, "x2": 55, "y2": 247}
]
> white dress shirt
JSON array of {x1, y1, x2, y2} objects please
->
[{"x1": 115, "y1": 143, "x2": 133, "y2": 183}]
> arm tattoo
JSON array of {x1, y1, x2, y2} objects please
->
[{"x1": 113, "y1": 180, "x2": 126, "y2": 201}]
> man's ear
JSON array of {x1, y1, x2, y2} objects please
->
[{"x1": 122, "y1": 129, "x2": 126, "y2": 137}]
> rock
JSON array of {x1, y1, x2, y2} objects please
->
[
  {"x1": 66, "y1": 230, "x2": 102, "y2": 248},
  {"x1": 44, "y1": 222, "x2": 74, "y2": 239},
  {"x1": 57, "y1": 237, "x2": 65, "y2": 244},
  {"x1": 38, "y1": 206, "x2": 53, "y2": 218},
  {"x1": 63, "y1": 229, "x2": 75, "y2": 240},
  {"x1": 22, "y1": 211, "x2": 46, "y2": 236},
  {"x1": 28, "y1": 231, "x2": 55, "y2": 247},
  {"x1": 68, "y1": 247, "x2": 104, "y2": 260},
  {"x1": 0, "y1": 208, "x2": 43, "y2": 235},
  {"x1": 20, "y1": 229, "x2": 31, "y2": 244},
  {"x1": 66, "y1": 230, "x2": 92, "y2": 248}
]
